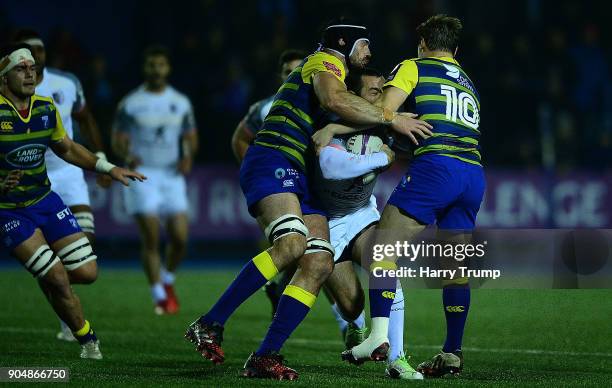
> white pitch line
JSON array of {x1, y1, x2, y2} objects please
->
[{"x1": 3, "y1": 327, "x2": 611, "y2": 358}]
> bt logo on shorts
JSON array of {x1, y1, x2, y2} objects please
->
[{"x1": 56, "y1": 208, "x2": 72, "y2": 220}]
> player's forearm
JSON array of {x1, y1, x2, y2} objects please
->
[
  {"x1": 319, "y1": 146, "x2": 388, "y2": 180},
  {"x1": 327, "y1": 90, "x2": 387, "y2": 128},
  {"x1": 231, "y1": 124, "x2": 253, "y2": 163},
  {"x1": 57, "y1": 141, "x2": 99, "y2": 171}
]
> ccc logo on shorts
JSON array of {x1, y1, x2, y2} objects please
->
[
  {"x1": 381, "y1": 291, "x2": 396, "y2": 299},
  {"x1": 445, "y1": 305, "x2": 465, "y2": 313},
  {"x1": 275, "y1": 168, "x2": 286, "y2": 179}
]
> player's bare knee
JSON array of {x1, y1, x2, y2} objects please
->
[
  {"x1": 273, "y1": 233, "x2": 307, "y2": 263},
  {"x1": 68, "y1": 261, "x2": 98, "y2": 284},
  {"x1": 265, "y1": 214, "x2": 309, "y2": 261},
  {"x1": 302, "y1": 237, "x2": 335, "y2": 279},
  {"x1": 301, "y1": 252, "x2": 334, "y2": 284}
]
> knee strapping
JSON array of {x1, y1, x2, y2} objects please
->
[
  {"x1": 73, "y1": 211, "x2": 95, "y2": 234},
  {"x1": 24, "y1": 245, "x2": 60, "y2": 278},
  {"x1": 57, "y1": 237, "x2": 97, "y2": 271},
  {"x1": 305, "y1": 237, "x2": 335, "y2": 257},
  {"x1": 264, "y1": 214, "x2": 308, "y2": 244}
]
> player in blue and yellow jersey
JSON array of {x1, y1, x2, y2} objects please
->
[
  {"x1": 341, "y1": 15, "x2": 485, "y2": 378},
  {"x1": 0, "y1": 45, "x2": 145, "y2": 359},
  {"x1": 185, "y1": 19, "x2": 432, "y2": 380}
]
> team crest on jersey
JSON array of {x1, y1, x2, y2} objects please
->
[
  {"x1": 323, "y1": 61, "x2": 342, "y2": 78},
  {"x1": 0, "y1": 121, "x2": 13, "y2": 132},
  {"x1": 52, "y1": 91, "x2": 65, "y2": 105},
  {"x1": 6, "y1": 144, "x2": 46, "y2": 168},
  {"x1": 170, "y1": 104, "x2": 177, "y2": 113}
]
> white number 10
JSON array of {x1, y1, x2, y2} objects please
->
[{"x1": 440, "y1": 85, "x2": 479, "y2": 130}]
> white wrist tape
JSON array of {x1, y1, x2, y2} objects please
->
[
  {"x1": 95, "y1": 158, "x2": 116, "y2": 174},
  {"x1": 95, "y1": 151, "x2": 107, "y2": 161}
]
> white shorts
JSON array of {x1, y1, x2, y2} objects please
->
[
  {"x1": 123, "y1": 167, "x2": 188, "y2": 216},
  {"x1": 47, "y1": 163, "x2": 91, "y2": 207},
  {"x1": 329, "y1": 196, "x2": 380, "y2": 263}
]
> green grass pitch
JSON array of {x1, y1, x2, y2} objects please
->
[{"x1": 1, "y1": 269, "x2": 611, "y2": 387}]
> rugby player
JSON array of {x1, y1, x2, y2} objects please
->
[
  {"x1": 315, "y1": 67, "x2": 422, "y2": 379},
  {"x1": 112, "y1": 46, "x2": 198, "y2": 315},
  {"x1": 0, "y1": 45, "x2": 145, "y2": 359},
  {"x1": 14, "y1": 28, "x2": 110, "y2": 342},
  {"x1": 230, "y1": 49, "x2": 304, "y2": 315},
  {"x1": 231, "y1": 49, "x2": 305, "y2": 163},
  {"x1": 340, "y1": 15, "x2": 484, "y2": 378},
  {"x1": 185, "y1": 20, "x2": 431, "y2": 380}
]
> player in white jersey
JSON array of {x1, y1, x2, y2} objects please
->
[
  {"x1": 112, "y1": 46, "x2": 198, "y2": 315},
  {"x1": 14, "y1": 29, "x2": 110, "y2": 342},
  {"x1": 314, "y1": 68, "x2": 423, "y2": 380}
]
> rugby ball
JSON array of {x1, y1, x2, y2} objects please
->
[{"x1": 346, "y1": 134, "x2": 383, "y2": 155}]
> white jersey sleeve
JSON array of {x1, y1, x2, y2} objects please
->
[{"x1": 319, "y1": 139, "x2": 389, "y2": 180}]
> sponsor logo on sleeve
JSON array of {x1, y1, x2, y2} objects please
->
[{"x1": 323, "y1": 61, "x2": 342, "y2": 78}]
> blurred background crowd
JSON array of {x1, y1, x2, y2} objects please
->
[{"x1": 2, "y1": 0, "x2": 611, "y2": 170}]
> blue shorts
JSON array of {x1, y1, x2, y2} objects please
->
[
  {"x1": 0, "y1": 191, "x2": 82, "y2": 251},
  {"x1": 240, "y1": 145, "x2": 325, "y2": 218},
  {"x1": 387, "y1": 154, "x2": 485, "y2": 230}
]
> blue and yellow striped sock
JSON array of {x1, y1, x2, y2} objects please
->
[
  {"x1": 369, "y1": 261, "x2": 397, "y2": 318},
  {"x1": 442, "y1": 281, "x2": 470, "y2": 353},
  {"x1": 255, "y1": 285, "x2": 316, "y2": 355},
  {"x1": 73, "y1": 320, "x2": 97, "y2": 345},
  {"x1": 203, "y1": 251, "x2": 278, "y2": 326}
]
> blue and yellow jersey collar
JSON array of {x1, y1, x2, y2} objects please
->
[{"x1": 424, "y1": 56, "x2": 459, "y2": 65}]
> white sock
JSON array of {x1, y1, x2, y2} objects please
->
[
  {"x1": 331, "y1": 303, "x2": 349, "y2": 333},
  {"x1": 160, "y1": 268, "x2": 175, "y2": 285},
  {"x1": 388, "y1": 281, "x2": 405, "y2": 362},
  {"x1": 151, "y1": 282, "x2": 167, "y2": 302},
  {"x1": 353, "y1": 310, "x2": 366, "y2": 330},
  {"x1": 350, "y1": 316, "x2": 389, "y2": 359},
  {"x1": 370, "y1": 316, "x2": 390, "y2": 340}
]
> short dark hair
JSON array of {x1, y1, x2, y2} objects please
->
[
  {"x1": 278, "y1": 49, "x2": 306, "y2": 71},
  {"x1": 143, "y1": 45, "x2": 170, "y2": 63},
  {"x1": 345, "y1": 67, "x2": 382, "y2": 93},
  {"x1": 0, "y1": 43, "x2": 33, "y2": 59},
  {"x1": 12, "y1": 29, "x2": 42, "y2": 44},
  {"x1": 416, "y1": 14, "x2": 462, "y2": 52}
]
